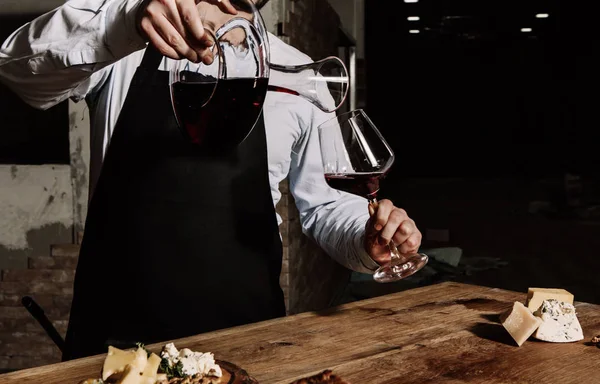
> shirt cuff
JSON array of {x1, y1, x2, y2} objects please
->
[
  {"x1": 105, "y1": 0, "x2": 147, "y2": 58},
  {"x1": 353, "y1": 230, "x2": 381, "y2": 273}
]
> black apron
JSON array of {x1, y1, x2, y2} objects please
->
[{"x1": 62, "y1": 48, "x2": 285, "y2": 361}]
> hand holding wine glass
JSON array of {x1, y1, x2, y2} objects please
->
[
  {"x1": 318, "y1": 109, "x2": 428, "y2": 283},
  {"x1": 364, "y1": 199, "x2": 422, "y2": 266}
]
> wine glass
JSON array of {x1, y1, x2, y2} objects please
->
[
  {"x1": 318, "y1": 109, "x2": 429, "y2": 283},
  {"x1": 168, "y1": 0, "x2": 349, "y2": 149}
]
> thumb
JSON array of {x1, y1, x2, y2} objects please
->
[
  {"x1": 368, "y1": 203, "x2": 376, "y2": 217},
  {"x1": 365, "y1": 203, "x2": 378, "y2": 237}
]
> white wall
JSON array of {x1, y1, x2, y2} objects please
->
[
  {"x1": 0, "y1": 0, "x2": 92, "y2": 258},
  {"x1": 0, "y1": 165, "x2": 72, "y2": 250},
  {"x1": 327, "y1": 0, "x2": 365, "y2": 58},
  {"x1": 0, "y1": 99, "x2": 89, "y2": 259},
  {"x1": 259, "y1": 0, "x2": 282, "y2": 34},
  {"x1": 68, "y1": 99, "x2": 91, "y2": 235}
]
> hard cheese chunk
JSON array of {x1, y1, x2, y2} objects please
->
[
  {"x1": 533, "y1": 299, "x2": 584, "y2": 342},
  {"x1": 526, "y1": 288, "x2": 574, "y2": 312},
  {"x1": 102, "y1": 346, "x2": 148, "y2": 381},
  {"x1": 500, "y1": 301, "x2": 542, "y2": 346},
  {"x1": 141, "y1": 353, "x2": 162, "y2": 384},
  {"x1": 118, "y1": 364, "x2": 145, "y2": 384}
]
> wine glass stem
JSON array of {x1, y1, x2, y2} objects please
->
[{"x1": 368, "y1": 198, "x2": 405, "y2": 264}]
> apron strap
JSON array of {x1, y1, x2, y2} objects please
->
[{"x1": 140, "y1": 45, "x2": 164, "y2": 70}]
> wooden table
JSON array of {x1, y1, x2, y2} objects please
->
[{"x1": 2, "y1": 282, "x2": 600, "y2": 384}]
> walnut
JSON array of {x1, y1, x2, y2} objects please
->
[{"x1": 289, "y1": 370, "x2": 350, "y2": 384}]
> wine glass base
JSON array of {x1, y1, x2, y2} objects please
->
[{"x1": 373, "y1": 253, "x2": 429, "y2": 283}]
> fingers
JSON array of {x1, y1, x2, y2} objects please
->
[
  {"x1": 368, "y1": 202, "x2": 376, "y2": 217},
  {"x1": 370, "y1": 199, "x2": 422, "y2": 253},
  {"x1": 379, "y1": 206, "x2": 408, "y2": 244},
  {"x1": 391, "y1": 218, "x2": 416, "y2": 246},
  {"x1": 177, "y1": 0, "x2": 207, "y2": 48},
  {"x1": 207, "y1": 0, "x2": 238, "y2": 15},
  {"x1": 138, "y1": 0, "x2": 224, "y2": 64},
  {"x1": 398, "y1": 227, "x2": 421, "y2": 254},
  {"x1": 372, "y1": 199, "x2": 394, "y2": 232},
  {"x1": 140, "y1": 17, "x2": 181, "y2": 60},
  {"x1": 152, "y1": 14, "x2": 200, "y2": 62}
]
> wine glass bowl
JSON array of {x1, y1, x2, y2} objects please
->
[
  {"x1": 319, "y1": 109, "x2": 394, "y2": 188},
  {"x1": 318, "y1": 109, "x2": 428, "y2": 283}
]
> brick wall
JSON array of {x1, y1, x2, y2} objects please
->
[
  {"x1": 280, "y1": 0, "x2": 343, "y2": 59},
  {"x1": 275, "y1": 0, "x2": 352, "y2": 315},
  {"x1": 0, "y1": 238, "x2": 81, "y2": 371}
]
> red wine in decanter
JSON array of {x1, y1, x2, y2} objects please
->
[{"x1": 171, "y1": 77, "x2": 268, "y2": 147}]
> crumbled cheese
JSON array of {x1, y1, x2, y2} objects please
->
[
  {"x1": 160, "y1": 343, "x2": 222, "y2": 378},
  {"x1": 533, "y1": 299, "x2": 584, "y2": 343},
  {"x1": 161, "y1": 343, "x2": 179, "y2": 364}
]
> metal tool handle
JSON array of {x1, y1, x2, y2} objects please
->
[{"x1": 21, "y1": 296, "x2": 65, "y2": 353}]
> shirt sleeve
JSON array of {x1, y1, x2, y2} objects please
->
[
  {"x1": 0, "y1": 0, "x2": 147, "y2": 110},
  {"x1": 287, "y1": 104, "x2": 381, "y2": 275}
]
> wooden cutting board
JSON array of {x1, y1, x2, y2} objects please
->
[{"x1": 76, "y1": 360, "x2": 257, "y2": 384}]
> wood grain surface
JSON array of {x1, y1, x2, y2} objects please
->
[{"x1": 1, "y1": 282, "x2": 599, "y2": 384}]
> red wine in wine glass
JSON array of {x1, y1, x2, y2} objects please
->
[{"x1": 324, "y1": 172, "x2": 384, "y2": 199}]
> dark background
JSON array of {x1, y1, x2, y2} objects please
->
[
  {"x1": 352, "y1": 0, "x2": 600, "y2": 305},
  {"x1": 365, "y1": 0, "x2": 600, "y2": 179}
]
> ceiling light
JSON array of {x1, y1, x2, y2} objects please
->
[
  {"x1": 521, "y1": 28, "x2": 532, "y2": 33},
  {"x1": 404, "y1": 0, "x2": 418, "y2": 3},
  {"x1": 536, "y1": 13, "x2": 549, "y2": 18},
  {"x1": 408, "y1": 16, "x2": 420, "y2": 21},
  {"x1": 409, "y1": 30, "x2": 420, "y2": 34}
]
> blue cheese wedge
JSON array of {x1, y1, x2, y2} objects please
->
[
  {"x1": 533, "y1": 299, "x2": 584, "y2": 343},
  {"x1": 526, "y1": 288, "x2": 574, "y2": 312}
]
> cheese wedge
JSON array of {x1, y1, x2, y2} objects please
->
[
  {"x1": 533, "y1": 299, "x2": 584, "y2": 343},
  {"x1": 525, "y1": 288, "x2": 574, "y2": 312},
  {"x1": 500, "y1": 301, "x2": 542, "y2": 346},
  {"x1": 117, "y1": 364, "x2": 145, "y2": 384},
  {"x1": 102, "y1": 346, "x2": 147, "y2": 381},
  {"x1": 141, "y1": 353, "x2": 162, "y2": 384}
]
